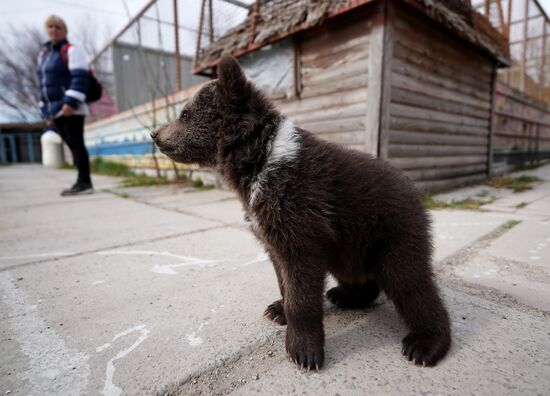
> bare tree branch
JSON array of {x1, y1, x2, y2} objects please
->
[
  {"x1": 0, "y1": 24, "x2": 43, "y2": 121},
  {"x1": 0, "y1": 20, "x2": 112, "y2": 122}
]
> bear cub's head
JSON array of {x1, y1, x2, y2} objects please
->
[{"x1": 151, "y1": 56, "x2": 269, "y2": 166}]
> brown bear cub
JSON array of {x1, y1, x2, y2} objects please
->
[{"x1": 152, "y1": 56, "x2": 451, "y2": 371}]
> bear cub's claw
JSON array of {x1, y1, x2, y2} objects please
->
[
  {"x1": 401, "y1": 332, "x2": 450, "y2": 367},
  {"x1": 285, "y1": 323, "x2": 325, "y2": 371},
  {"x1": 286, "y1": 334, "x2": 324, "y2": 372},
  {"x1": 263, "y1": 299, "x2": 287, "y2": 325}
]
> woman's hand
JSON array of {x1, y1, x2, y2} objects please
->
[
  {"x1": 61, "y1": 104, "x2": 75, "y2": 116},
  {"x1": 46, "y1": 119, "x2": 55, "y2": 127}
]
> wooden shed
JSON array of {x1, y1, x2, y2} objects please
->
[{"x1": 193, "y1": 0, "x2": 509, "y2": 192}]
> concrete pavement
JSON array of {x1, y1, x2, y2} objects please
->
[{"x1": 1, "y1": 164, "x2": 549, "y2": 395}]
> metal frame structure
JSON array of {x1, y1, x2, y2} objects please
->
[
  {"x1": 92, "y1": 0, "x2": 247, "y2": 71},
  {"x1": 474, "y1": 0, "x2": 550, "y2": 102}
]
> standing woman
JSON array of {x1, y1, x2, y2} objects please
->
[{"x1": 37, "y1": 15, "x2": 93, "y2": 195}]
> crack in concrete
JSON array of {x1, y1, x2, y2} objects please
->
[
  {"x1": 150, "y1": 195, "x2": 238, "y2": 209},
  {"x1": 105, "y1": 188, "x2": 242, "y2": 227},
  {"x1": 436, "y1": 221, "x2": 550, "y2": 318},
  {"x1": 483, "y1": 190, "x2": 550, "y2": 214},
  {"x1": 0, "y1": 195, "x2": 114, "y2": 213},
  {"x1": 482, "y1": 254, "x2": 550, "y2": 282},
  {"x1": 0, "y1": 224, "x2": 230, "y2": 273}
]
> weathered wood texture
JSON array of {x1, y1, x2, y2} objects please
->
[
  {"x1": 377, "y1": 0, "x2": 394, "y2": 159},
  {"x1": 492, "y1": 81, "x2": 550, "y2": 175},
  {"x1": 385, "y1": 4, "x2": 495, "y2": 191},
  {"x1": 275, "y1": 8, "x2": 380, "y2": 151}
]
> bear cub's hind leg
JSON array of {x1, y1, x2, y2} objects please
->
[{"x1": 381, "y1": 250, "x2": 451, "y2": 367}]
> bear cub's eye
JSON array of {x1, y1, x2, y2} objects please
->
[{"x1": 180, "y1": 111, "x2": 190, "y2": 121}]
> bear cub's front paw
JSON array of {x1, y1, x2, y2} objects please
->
[
  {"x1": 263, "y1": 299, "x2": 287, "y2": 325},
  {"x1": 286, "y1": 327, "x2": 324, "y2": 371}
]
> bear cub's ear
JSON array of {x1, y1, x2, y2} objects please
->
[{"x1": 217, "y1": 56, "x2": 249, "y2": 105}]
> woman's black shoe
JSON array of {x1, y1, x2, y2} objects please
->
[{"x1": 61, "y1": 182, "x2": 93, "y2": 196}]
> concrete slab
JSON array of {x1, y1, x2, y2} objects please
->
[
  {"x1": 228, "y1": 288, "x2": 550, "y2": 396},
  {"x1": 430, "y1": 210, "x2": 508, "y2": 263},
  {"x1": 452, "y1": 254, "x2": 550, "y2": 312},
  {"x1": 483, "y1": 184, "x2": 550, "y2": 213},
  {"x1": 485, "y1": 217, "x2": 550, "y2": 264},
  {"x1": 513, "y1": 190, "x2": 550, "y2": 217},
  {"x1": 0, "y1": 227, "x2": 280, "y2": 395},
  {"x1": 450, "y1": 217, "x2": 550, "y2": 312},
  {"x1": 0, "y1": 197, "x2": 221, "y2": 270},
  {"x1": 0, "y1": 165, "x2": 121, "y2": 212}
]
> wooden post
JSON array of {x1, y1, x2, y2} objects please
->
[
  {"x1": 173, "y1": 0, "x2": 182, "y2": 91},
  {"x1": 506, "y1": 0, "x2": 512, "y2": 39},
  {"x1": 540, "y1": 21, "x2": 547, "y2": 100},
  {"x1": 194, "y1": 0, "x2": 207, "y2": 70},
  {"x1": 292, "y1": 37, "x2": 302, "y2": 98},
  {"x1": 496, "y1": 0, "x2": 505, "y2": 38},
  {"x1": 248, "y1": 0, "x2": 260, "y2": 47},
  {"x1": 506, "y1": 0, "x2": 512, "y2": 86},
  {"x1": 208, "y1": 0, "x2": 214, "y2": 43},
  {"x1": 487, "y1": 66, "x2": 498, "y2": 178},
  {"x1": 535, "y1": 124, "x2": 540, "y2": 163},
  {"x1": 377, "y1": 0, "x2": 394, "y2": 160},
  {"x1": 365, "y1": 2, "x2": 386, "y2": 157}
]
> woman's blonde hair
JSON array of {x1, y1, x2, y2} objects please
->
[{"x1": 44, "y1": 15, "x2": 68, "y2": 34}]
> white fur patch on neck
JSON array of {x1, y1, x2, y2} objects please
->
[
  {"x1": 249, "y1": 118, "x2": 300, "y2": 206},
  {"x1": 270, "y1": 118, "x2": 300, "y2": 163}
]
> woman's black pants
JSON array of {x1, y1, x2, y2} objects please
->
[{"x1": 54, "y1": 115, "x2": 92, "y2": 184}]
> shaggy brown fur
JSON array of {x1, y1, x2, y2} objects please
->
[{"x1": 152, "y1": 56, "x2": 451, "y2": 371}]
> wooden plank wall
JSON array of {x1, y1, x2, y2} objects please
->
[
  {"x1": 275, "y1": 10, "x2": 376, "y2": 152},
  {"x1": 385, "y1": 4, "x2": 495, "y2": 192},
  {"x1": 492, "y1": 81, "x2": 550, "y2": 174}
]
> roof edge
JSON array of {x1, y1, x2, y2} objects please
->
[
  {"x1": 401, "y1": 0, "x2": 510, "y2": 66},
  {"x1": 193, "y1": 0, "x2": 510, "y2": 74},
  {"x1": 192, "y1": 0, "x2": 379, "y2": 74}
]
